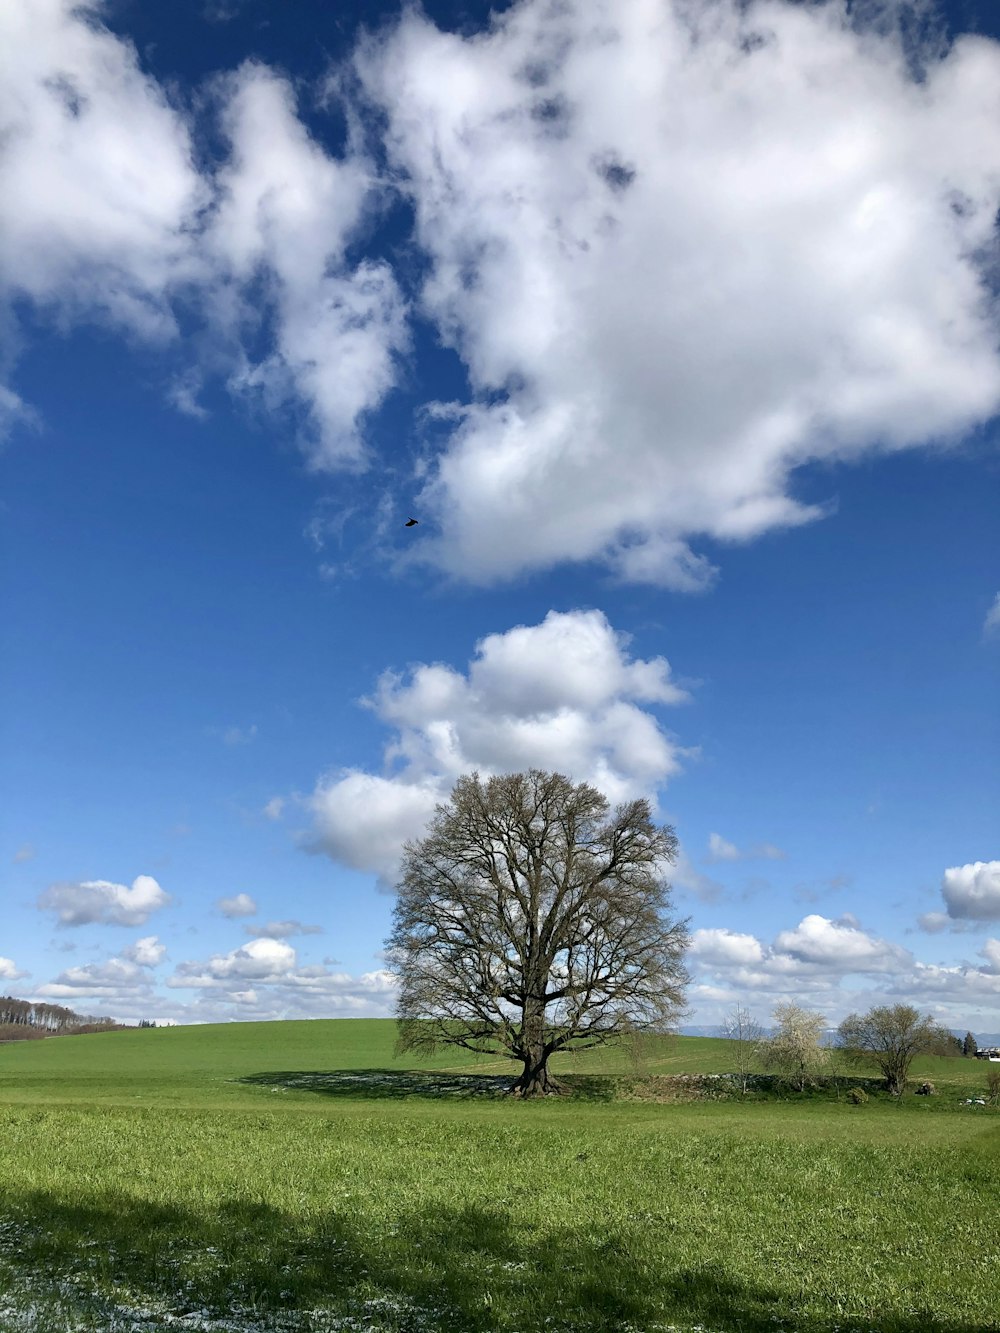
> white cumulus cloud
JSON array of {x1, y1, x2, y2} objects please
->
[
  {"x1": 172, "y1": 937, "x2": 297, "y2": 984},
  {"x1": 309, "y1": 772, "x2": 443, "y2": 887},
  {"x1": 208, "y1": 61, "x2": 408, "y2": 467},
  {"x1": 941, "y1": 860, "x2": 1000, "y2": 920},
  {"x1": 690, "y1": 928, "x2": 765, "y2": 968},
  {"x1": 36, "y1": 956, "x2": 151, "y2": 1000},
  {"x1": 773, "y1": 913, "x2": 907, "y2": 972},
  {"x1": 0, "y1": 0, "x2": 203, "y2": 341},
  {"x1": 0, "y1": 957, "x2": 27, "y2": 981},
  {"x1": 679, "y1": 913, "x2": 1000, "y2": 1029},
  {"x1": 307, "y1": 609, "x2": 689, "y2": 885},
  {"x1": 123, "y1": 935, "x2": 166, "y2": 967},
  {"x1": 38, "y1": 875, "x2": 171, "y2": 927},
  {"x1": 690, "y1": 913, "x2": 912, "y2": 1008},
  {"x1": 167, "y1": 940, "x2": 397, "y2": 1019},
  {"x1": 0, "y1": 6, "x2": 407, "y2": 463},
  {"x1": 358, "y1": 0, "x2": 1000, "y2": 586},
  {"x1": 983, "y1": 593, "x2": 1000, "y2": 637}
]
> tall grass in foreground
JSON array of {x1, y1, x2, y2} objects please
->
[{"x1": 0, "y1": 1100, "x2": 997, "y2": 1333}]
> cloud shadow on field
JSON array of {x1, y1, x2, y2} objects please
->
[
  {"x1": 0, "y1": 1190, "x2": 993, "y2": 1333},
  {"x1": 235, "y1": 1068, "x2": 620, "y2": 1102}
]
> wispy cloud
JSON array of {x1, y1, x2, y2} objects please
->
[
  {"x1": 244, "y1": 920, "x2": 323, "y2": 940},
  {"x1": 211, "y1": 723, "x2": 258, "y2": 747},
  {"x1": 706, "y1": 832, "x2": 785, "y2": 864}
]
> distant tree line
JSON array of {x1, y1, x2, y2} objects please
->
[{"x1": 0, "y1": 995, "x2": 122, "y2": 1041}]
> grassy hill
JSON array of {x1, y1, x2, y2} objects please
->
[
  {"x1": 0, "y1": 1018, "x2": 990, "y2": 1111},
  {"x1": 0, "y1": 1020, "x2": 996, "y2": 1333}
]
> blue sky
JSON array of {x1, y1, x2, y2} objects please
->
[{"x1": 2, "y1": 0, "x2": 999, "y2": 1031}]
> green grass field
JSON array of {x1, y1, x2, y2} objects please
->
[{"x1": 1, "y1": 1021, "x2": 997, "y2": 1333}]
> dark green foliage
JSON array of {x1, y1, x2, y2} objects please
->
[{"x1": 963, "y1": 1031, "x2": 978, "y2": 1058}]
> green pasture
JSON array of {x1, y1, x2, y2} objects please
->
[
  {"x1": 0, "y1": 1022, "x2": 997, "y2": 1333},
  {"x1": 0, "y1": 1018, "x2": 990, "y2": 1108}
]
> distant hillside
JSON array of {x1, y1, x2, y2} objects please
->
[{"x1": 682, "y1": 1023, "x2": 1000, "y2": 1046}]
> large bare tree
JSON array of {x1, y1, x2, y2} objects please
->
[{"x1": 387, "y1": 770, "x2": 690, "y2": 1097}]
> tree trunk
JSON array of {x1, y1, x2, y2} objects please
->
[
  {"x1": 509, "y1": 1048, "x2": 563, "y2": 1098},
  {"x1": 511, "y1": 973, "x2": 562, "y2": 1097}
]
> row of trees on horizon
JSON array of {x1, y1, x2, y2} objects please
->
[{"x1": 0, "y1": 995, "x2": 123, "y2": 1041}]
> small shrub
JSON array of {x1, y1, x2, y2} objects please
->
[
  {"x1": 915, "y1": 1081, "x2": 937, "y2": 1096},
  {"x1": 848, "y1": 1087, "x2": 869, "y2": 1105},
  {"x1": 987, "y1": 1068, "x2": 1000, "y2": 1106}
]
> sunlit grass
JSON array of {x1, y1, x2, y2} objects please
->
[{"x1": 0, "y1": 1021, "x2": 996, "y2": 1332}]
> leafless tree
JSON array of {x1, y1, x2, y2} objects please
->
[
  {"x1": 387, "y1": 770, "x2": 690, "y2": 1097},
  {"x1": 723, "y1": 1003, "x2": 764, "y2": 1095},
  {"x1": 838, "y1": 1004, "x2": 950, "y2": 1096}
]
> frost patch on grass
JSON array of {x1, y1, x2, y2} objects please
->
[
  {"x1": 240, "y1": 1071, "x2": 513, "y2": 1100},
  {"x1": 0, "y1": 1285, "x2": 442, "y2": 1333}
]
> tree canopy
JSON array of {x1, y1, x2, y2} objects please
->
[{"x1": 387, "y1": 769, "x2": 689, "y2": 1096}]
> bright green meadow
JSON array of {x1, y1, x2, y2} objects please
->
[{"x1": 0, "y1": 1020, "x2": 997, "y2": 1333}]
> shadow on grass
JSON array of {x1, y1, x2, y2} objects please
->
[
  {"x1": 0, "y1": 1191, "x2": 992, "y2": 1333},
  {"x1": 235, "y1": 1068, "x2": 620, "y2": 1102}
]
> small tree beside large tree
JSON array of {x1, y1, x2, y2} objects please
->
[
  {"x1": 763, "y1": 1002, "x2": 829, "y2": 1091},
  {"x1": 387, "y1": 769, "x2": 690, "y2": 1097},
  {"x1": 837, "y1": 1004, "x2": 950, "y2": 1095},
  {"x1": 724, "y1": 1003, "x2": 764, "y2": 1096}
]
